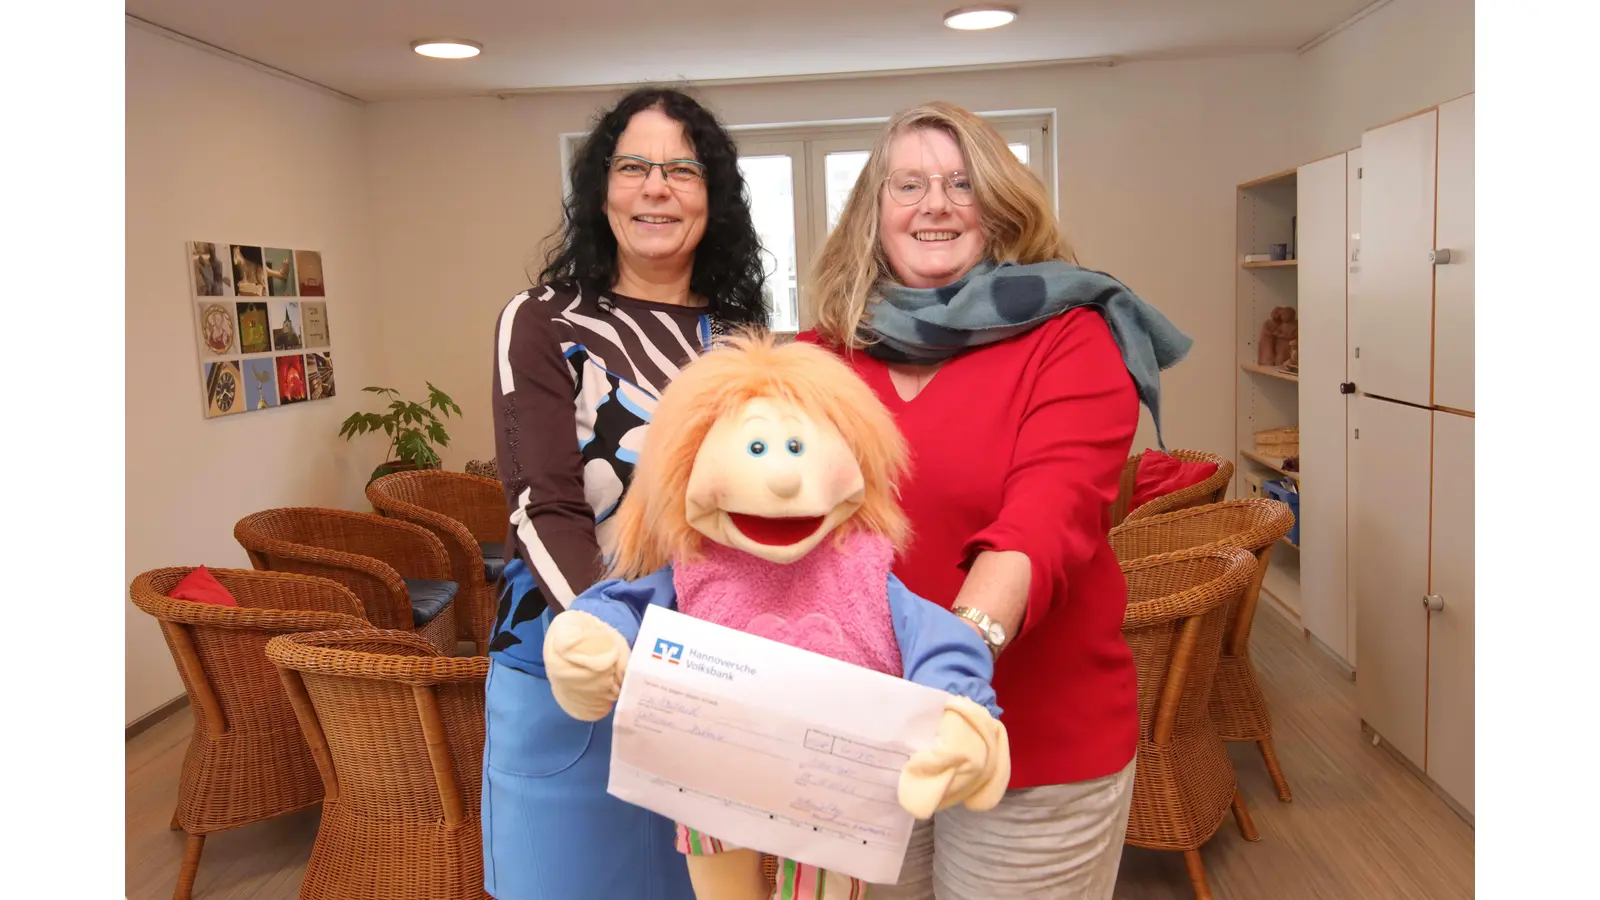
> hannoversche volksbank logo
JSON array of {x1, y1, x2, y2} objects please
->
[{"x1": 651, "y1": 638, "x2": 684, "y2": 664}]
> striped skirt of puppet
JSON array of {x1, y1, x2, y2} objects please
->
[{"x1": 676, "y1": 824, "x2": 868, "y2": 899}]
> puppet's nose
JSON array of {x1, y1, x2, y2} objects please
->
[{"x1": 766, "y1": 466, "x2": 802, "y2": 499}]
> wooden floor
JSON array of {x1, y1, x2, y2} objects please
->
[{"x1": 126, "y1": 607, "x2": 1473, "y2": 899}]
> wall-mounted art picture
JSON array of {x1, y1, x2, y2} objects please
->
[
  {"x1": 231, "y1": 245, "x2": 269, "y2": 296},
  {"x1": 195, "y1": 301, "x2": 238, "y2": 356},
  {"x1": 202, "y1": 359, "x2": 245, "y2": 418},
  {"x1": 236, "y1": 301, "x2": 270, "y2": 354},
  {"x1": 276, "y1": 354, "x2": 308, "y2": 405},
  {"x1": 269, "y1": 300, "x2": 304, "y2": 351},
  {"x1": 294, "y1": 250, "x2": 325, "y2": 296},
  {"x1": 242, "y1": 358, "x2": 279, "y2": 410},
  {"x1": 265, "y1": 247, "x2": 298, "y2": 297},
  {"x1": 188, "y1": 242, "x2": 233, "y2": 297},
  {"x1": 301, "y1": 351, "x2": 335, "y2": 400},
  {"x1": 306, "y1": 352, "x2": 336, "y2": 400},
  {"x1": 188, "y1": 241, "x2": 332, "y2": 420},
  {"x1": 300, "y1": 300, "x2": 330, "y2": 348}
]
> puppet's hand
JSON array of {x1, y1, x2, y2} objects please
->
[
  {"x1": 543, "y1": 609, "x2": 631, "y2": 722},
  {"x1": 897, "y1": 695, "x2": 1011, "y2": 819}
]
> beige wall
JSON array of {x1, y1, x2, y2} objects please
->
[
  {"x1": 1300, "y1": 0, "x2": 1475, "y2": 159},
  {"x1": 365, "y1": 54, "x2": 1306, "y2": 465},
  {"x1": 125, "y1": 26, "x2": 381, "y2": 724}
]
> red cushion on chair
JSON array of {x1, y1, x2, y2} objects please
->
[
  {"x1": 167, "y1": 565, "x2": 239, "y2": 607},
  {"x1": 1129, "y1": 451, "x2": 1220, "y2": 511}
]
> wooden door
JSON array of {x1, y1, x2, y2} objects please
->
[
  {"x1": 1433, "y1": 95, "x2": 1474, "y2": 413},
  {"x1": 1427, "y1": 411, "x2": 1474, "y2": 815},
  {"x1": 1297, "y1": 152, "x2": 1350, "y2": 662},
  {"x1": 1354, "y1": 110, "x2": 1437, "y2": 408},
  {"x1": 1351, "y1": 394, "x2": 1432, "y2": 769},
  {"x1": 1345, "y1": 148, "x2": 1362, "y2": 665}
]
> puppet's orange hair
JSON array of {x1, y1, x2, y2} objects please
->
[{"x1": 606, "y1": 329, "x2": 911, "y2": 580}]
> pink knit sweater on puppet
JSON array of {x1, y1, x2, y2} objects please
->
[{"x1": 671, "y1": 530, "x2": 903, "y2": 678}]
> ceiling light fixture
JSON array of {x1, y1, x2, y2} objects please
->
[
  {"x1": 411, "y1": 38, "x2": 482, "y2": 59},
  {"x1": 943, "y1": 6, "x2": 1018, "y2": 30}
]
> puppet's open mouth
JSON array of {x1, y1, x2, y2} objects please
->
[{"x1": 726, "y1": 513, "x2": 825, "y2": 546}]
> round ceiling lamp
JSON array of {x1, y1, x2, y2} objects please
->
[
  {"x1": 943, "y1": 6, "x2": 1019, "y2": 30},
  {"x1": 411, "y1": 38, "x2": 483, "y2": 59}
]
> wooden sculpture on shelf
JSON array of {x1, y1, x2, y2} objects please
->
[
  {"x1": 1257, "y1": 306, "x2": 1298, "y2": 367},
  {"x1": 1272, "y1": 308, "x2": 1298, "y2": 367}
]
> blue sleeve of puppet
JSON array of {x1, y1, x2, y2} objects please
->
[
  {"x1": 568, "y1": 565, "x2": 678, "y2": 647},
  {"x1": 888, "y1": 573, "x2": 1002, "y2": 718}
]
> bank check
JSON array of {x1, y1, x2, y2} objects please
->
[{"x1": 607, "y1": 605, "x2": 950, "y2": 884}]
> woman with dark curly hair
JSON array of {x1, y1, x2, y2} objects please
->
[{"x1": 482, "y1": 86, "x2": 769, "y2": 900}]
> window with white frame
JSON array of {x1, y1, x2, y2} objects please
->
[{"x1": 561, "y1": 111, "x2": 1054, "y2": 333}]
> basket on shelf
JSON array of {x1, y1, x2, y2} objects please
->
[{"x1": 1253, "y1": 426, "x2": 1299, "y2": 459}]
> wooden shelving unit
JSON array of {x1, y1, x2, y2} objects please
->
[{"x1": 1235, "y1": 167, "x2": 1301, "y2": 617}]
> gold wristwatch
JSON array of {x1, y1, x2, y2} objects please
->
[{"x1": 950, "y1": 606, "x2": 1006, "y2": 661}]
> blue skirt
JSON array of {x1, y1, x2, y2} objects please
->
[{"x1": 481, "y1": 606, "x2": 695, "y2": 900}]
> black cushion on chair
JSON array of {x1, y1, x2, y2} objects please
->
[
  {"x1": 480, "y1": 542, "x2": 506, "y2": 583},
  {"x1": 402, "y1": 578, "x2": 459, "y2": 627}
]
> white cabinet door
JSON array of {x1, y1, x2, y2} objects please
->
[
  {"x1": 1352, "y1": 395, "x2": 1432, "y2": 769},
  {"x1": 1427, "y1": 411, "x2": 1474, "y2": 815},
  {"x1": 1433, "y1": 96, "x2": 1474, "y2": 413},
  {"x1": 1297, "y1": 152, "x2": 1350, "y2": 662},
  {"x1": 1345, "y1": 147, "x2": 1362, "y2": 666},
  {"x1": 1355, "y1": 110, "x2": 1437, "y2": 408}
]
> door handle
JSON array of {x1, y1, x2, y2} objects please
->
[
  {"x1": 1422, "y1": 594, "x2": 1444, "y2": 612},
  {"x1": 1430, "y1": 249, "x2": 1454, "y2": 265}
]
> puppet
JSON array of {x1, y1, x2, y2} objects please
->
[{"x1": 542, "y1": 330, "x2": 1010, "y2": 900}]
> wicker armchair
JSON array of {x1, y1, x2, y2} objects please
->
[
  {"x1": 266, "y1": 629, "x2": 491, "y2": 900},
  {"x1": 234, "y1": 507, "x2": 459, "y2": 654},
  {"x1": 1109, "y1": 499, "x2": 1299, "y2": 802},
  {"x1": 1121, "y1": 545, "x2": 1260, "y2": 900},
  {"x1": 366, "y1": 470, "x2": 507, "y2": 655},
  {"x1": 1110, "y1": 449, "x2": 1235, "y2": 526},
  {"x1": 129, "y1": 568, "x2": 369, "y2": 900}
]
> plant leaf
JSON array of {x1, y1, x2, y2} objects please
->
[
  {"x1": 427, "y1": 382, "x2": 462, "y2": 417},
  {"x1": 427, "y1": 420, "x2": 450, "y2": 446},
  {"x1": 397, "y1": 430, "x2": 439, "y2": 466}
]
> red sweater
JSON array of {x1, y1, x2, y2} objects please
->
[{"x1": 797, "y1": 308, "x2": 1140, "y2": 788}]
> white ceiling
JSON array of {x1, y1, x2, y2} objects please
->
[{"x1": 127, "y1": 0, "x2": 1378, "y2": 102}]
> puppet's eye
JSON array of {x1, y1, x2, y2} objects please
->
[
  {"x1": 786, "y1": 438, "x2": 804, "y2": 455},
  {"x1": 747, "y1": 440, "x2": 767, "y2": 456}
]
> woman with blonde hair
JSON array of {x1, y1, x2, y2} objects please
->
[{"x1": 797, "y1": 100, "x2": 1193, "y2": 898}]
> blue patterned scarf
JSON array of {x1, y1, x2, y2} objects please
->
[{"x1": 860, "y1": 260, "x2": 1193, "y2": 448}]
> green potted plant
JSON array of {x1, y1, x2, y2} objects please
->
[{"x1": 338, "y1": 383, "x2": 462, "y2": 484}]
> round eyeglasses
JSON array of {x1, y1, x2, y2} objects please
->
[
  {"x1": 607, "y1": 154, "x2": 706, "y2": 186},
  {"x1": 883, "y1": 168, "x2": 975, "y2": 206}
]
